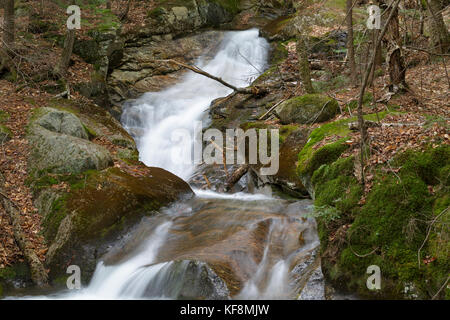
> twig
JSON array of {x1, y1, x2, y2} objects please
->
[
  {"x1": 417, "y1": 206, "x2": 449, "y2": 269},
  {"x1": 258, "y1": 98, "x2": 287, "y2": 120}
]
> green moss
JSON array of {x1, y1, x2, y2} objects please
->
[
  {"x1": 148, "y1": 6, "x2": 166, "y2": 19},
  {"x1": 41, "y1": 195, "x2": 68, "y2": 242},
  {"x1": 298, "y1": 138, "x2": 349, "y2": 180},
  {"x1": 83, "y1": 124, "x2": 98, "y2": 139},
  {"x1": 211, "y1": 0, "x2": 241, "y2": 14},
  {"x1": 314, "y1": 145, "x2": 450, "y2": 299},
  {"x1": 0, "y1": 110, "x2": 9, "y2": 122},
  {"x1": 297, "y1": 111, "x2": 393, "y2": 178},
  {"x1": 313, "y1": 156, "x2": 362, "y2": 214}
]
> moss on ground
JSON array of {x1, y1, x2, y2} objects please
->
[{"x1": 308, "y1": 145, "x2": 450, "y2": 299}]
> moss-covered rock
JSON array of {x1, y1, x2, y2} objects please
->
[
  {"x1": 275, "y1": 94, "x2": 339, "y2": 125},
  {"x1": 0, "y1": 262, "x2": 32, "y2": 296},
  {"x1": 27, "y1": 107, "x2": 113, "y2": 175},
  {"x1": 309, "y1": 145, "x2": 450, "y2": 299},
  {"x1": 42, "y1": 166, "x2": 194, "y2": 283}
]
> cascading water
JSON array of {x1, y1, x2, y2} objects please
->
[
  {"x1": 121, "y1": 29, "x2": 269, "y2": 180},
  {"x1": 8, "y1": 29, "x2": 324, "y2": 300}
]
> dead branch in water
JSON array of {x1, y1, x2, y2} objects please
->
[
  {"x1": 225, "y1": 164, "x2": 249, "y2": 192},
  {"x1": 160, "y1": 59, "x2": 266, "y2": 95}
]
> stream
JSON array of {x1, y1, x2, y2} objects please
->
[{"x1": 11, "y1": 29, "x2": 324, "y2": 300}]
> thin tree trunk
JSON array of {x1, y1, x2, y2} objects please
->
[
  {"x1": 346, "y1": 0, "x2": 357, "y2": 85},
  {"x1": 119, "y1": 0, "x2": 132, "y2": 21},
  {"x1": 55, "y1": 28, "x2": 75, "y2": 77},
  {"x1": 296, "y1": 35, "x2": 314, "y2": 94},
  {"x1": 356, "y1": 0, "x2": 402, "y2": 186},
  {"x1": 3, "y1": 0, "x2": 15, "y2": 48},
  {"x1": 426, "y1": 0, "x2": 450, "y2": 53}
]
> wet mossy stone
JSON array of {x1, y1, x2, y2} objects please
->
[
  {"x1": 269, "y1": 127, "x2": 310, "y2": 196},
  {"x1": 28, "y1": 107, "x2": 113, "y2": 175},
  {"x1": 275, "y1": 94, "x2": 339, "y2": 125},
  {"x1": 45, "y1": 167, "x2": 194, "y2": 283}
]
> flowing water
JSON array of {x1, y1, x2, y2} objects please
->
[{"x1": 9, "y1": 29, "x2": 323, "y2": 300}]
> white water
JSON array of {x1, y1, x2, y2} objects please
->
[
  {"x1": 10, "y1": 29, "x2": 315, "y2": 300},
  {"x1": 121, "y1": 29, "x2": 269, "y2": 180}
]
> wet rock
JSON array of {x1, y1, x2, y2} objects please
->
[
  {"x1": 275, "y1": 94, "x2": 339, "y2": 125},
  {"x1": 142, "y1": 260, "x2": 230, "y2": 300},
  {"x1": 107, "y1": 31, "x2": 224, "y2": 107},
  {"x1": 44, "y1": 167, "x2": 194, "y2": 283},
  {"x1": 297, "y1": 265, "x2": 325, "y2": 300},
  {"x1": 267, "y1": 128, "x2": 310, "y2": 196}
]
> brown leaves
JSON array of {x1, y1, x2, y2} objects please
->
[{"x1": 0, "y1": 82, "x2": 48, "y2": 267}]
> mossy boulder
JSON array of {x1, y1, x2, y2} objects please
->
[
  {"x1": 41, "y1": 166, "x2": 193, "y2": 283},
  {"x1": 268, "y1": 127, "x2": 310, "y2": 196},
  {"x1": 275, "y1": 94, "x2": 339, "y2": 125},
  {"x1": 27, "y1": 107, "x2": 113, "y2": 175},
  {"x1": 35, "y1": 107, "x2": 89, "y2": 139},
  {"x1": 309, "y1": 145, "x2": 450, "y2": 299},
  {"x1": 0, "y1": 262, "x2": 32, "y2": 296}
]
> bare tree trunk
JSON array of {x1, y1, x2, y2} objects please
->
[
  {"x1": 106, "y1": 0, "x2": 112, "y2": 10},
  {"x1": 386, "y1": 4, "x2": 407, "y2": 88},
  {"x1": 55, "y1": 28, "x2": 75, "y2": 77},
  {"x1": 346, "y1": 0, "x2": 357, "y2": 85},
  {"x1": 296, "y1": 35, "x2": 314, "y2": 94},
  {"x1": 3, "y1": 0, "x2": 15, "y2": 48},
  {"x1": 356, "y1": 0, "x2": 402, "y2": 186},
  {"x1": 427, "y1": 0, "x2": 450, "y2": 53},
  {"x1": 119, "y1": 0, "x2": 132, "y2": 21}
]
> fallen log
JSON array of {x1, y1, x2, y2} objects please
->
[{"x1": 225, "y1": 164, "x2": 249, "y2": 192}]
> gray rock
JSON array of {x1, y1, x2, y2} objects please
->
[
  {"x1": 142, "y1": 260, "x2": 230, "y2": 300},
  {"x1": 36, "y1": 107, "x2": 88, "y2": 139},
  {"x1": 275, "y1": 94, "x2": 339, "y2": 125},
  {"x1": 298, "y1": 265, "x2": 325, "y2": 300},
  {"x1": 28, "y1": 108, "x2": 113, "y2": 175}
]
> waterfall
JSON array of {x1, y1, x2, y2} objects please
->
[
  {"x1": 121, "y1": 29, "x2": 269, "y2": 180},
  {"x1": 9, "y1": 29, "x2": 322, "y2": 300}
]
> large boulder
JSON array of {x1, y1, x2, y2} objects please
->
[
  {"x1": 39, "y1": 167, "x2": 194, "y2": 283},
  {"x1": 107, "y1": 30, "x2": 224, "y2": 108},
  {"x1": 267, "y1": 127, "x2": 310, "y2": 196},
  {"x1": 35, "y1": 107, "x2": 88, "y2": 140},
  {"x1": 275, "y1": 94, "x2": 339, "y2": 125},
  {"x1": 28, "y1": 108, "x2": 113, "y2": 175},
  {"x1": 139, "y1": 260, "x2": 230, "y2": 299}
]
